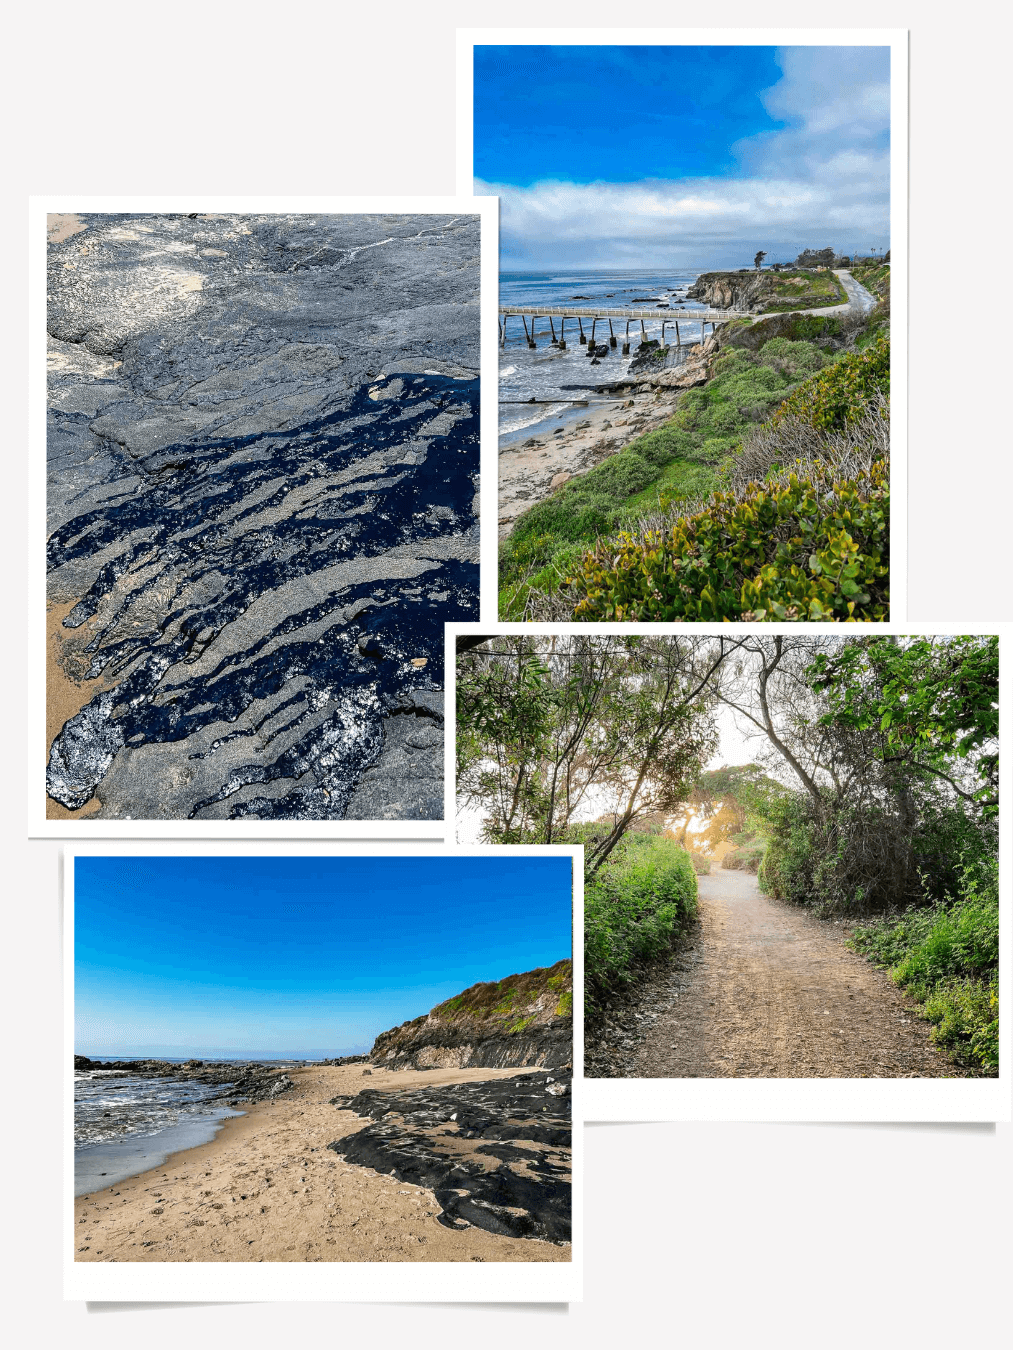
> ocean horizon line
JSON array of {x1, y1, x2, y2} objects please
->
[{"x1": 76, "y1": 1049, "x2": 369, "y2": 1062}]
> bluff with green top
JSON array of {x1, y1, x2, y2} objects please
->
[{"x1": 369, "y1": 959, "x2": 573, "y2": 1070}]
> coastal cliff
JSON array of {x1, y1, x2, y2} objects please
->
[
  {"x1": 369, "y1": 959, "x2": 573, "y2": 1070},
  {"x1": 688, "y1": 269, "x2": 845, "y2": 313}
]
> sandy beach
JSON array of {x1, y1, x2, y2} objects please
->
[
  {"x1": 498, "y1": 375, "x2": 694, "y2": 537},
  {"x1": 74, "y1": 1063, "x2": 571, "y2": 1263}
]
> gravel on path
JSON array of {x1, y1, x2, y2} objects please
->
[{"x1": 586, "y1": 868, "x2": 964, "y2": 1080}]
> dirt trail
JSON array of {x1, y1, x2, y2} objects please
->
[{"x1": 590, "y1": 869, "x2": 964, "y2": 1079}]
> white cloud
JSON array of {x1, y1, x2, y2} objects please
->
[{"x1": 482, "y1": 47, "x2": 891, "y2": 269}]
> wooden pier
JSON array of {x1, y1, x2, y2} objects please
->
[{"x1": 497, "y1": 305, "x2": 754, "y2": 352}]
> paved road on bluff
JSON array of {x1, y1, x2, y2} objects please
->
[
  {"x1": 629, "y1": 869, "x2": 960, "y2": 1079},
  {"x1": 808, "y1": 268, "x2": 878, "y2": 317}
]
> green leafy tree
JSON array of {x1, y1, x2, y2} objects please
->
[
  {"x1": 807, "y1": 636, "x2": 998, "y2": 812},
  {"x1": 456, "y1": 635, "x2": 742, "y2": 870}
]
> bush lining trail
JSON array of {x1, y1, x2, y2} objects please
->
[{"x1": 585, "y1": 869, "x2": 970, "y2": 1080}]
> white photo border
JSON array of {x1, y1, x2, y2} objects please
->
[
  {"x1": 31, "y1": 194, "x2": 499, "y2": 838},
  {"x1": 63, "y1": 839, "x2": 584, "y2": 1302},
  {"x1": 446, "y1": 620, "x2": 1008, "y2": 1123}
]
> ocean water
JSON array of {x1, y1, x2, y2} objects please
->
[
  {"x1": 74, "y1": 1068, "x2": 242, "y2": 1149},
  {"x1": 73, "y1": 1058, "x2": 339, "y2": 1193},
  {"x1": 499, "y1": 269, "x2": 709, "y2": 439}
]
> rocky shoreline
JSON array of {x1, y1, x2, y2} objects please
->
[
  {"x1": 74, "y1": 1055, "x2": 296, "y2": 1104},
  {"x1": 74, "y1": 1064, "x2": 570, "y2": 1263},
  {"x1": 47, "y1": 212, "x2": 480, "y2": 821}
]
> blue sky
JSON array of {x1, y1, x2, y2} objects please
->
[
  {"x1": 74, "y1": 855, "x2": 572, "y2": 1057},
  {"x1": 474, "y1": 45, "x2": 891, "y2": 270}
]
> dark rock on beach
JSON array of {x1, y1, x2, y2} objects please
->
[
  {"x1": 327, "y1": 1071, "x2": 571, "y2": 1244},
  {"x1": 47, "y1": 212, "x2": 480, "y2": 820}
]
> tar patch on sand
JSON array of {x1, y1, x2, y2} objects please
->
[{"x1": 328, "y1": 1072, "x2": 571, "y2": 1243}]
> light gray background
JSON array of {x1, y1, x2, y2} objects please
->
[{"x1": 3, "y1": 0, "x2": 1008, "y2": 1344}]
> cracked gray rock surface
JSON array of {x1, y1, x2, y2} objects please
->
[{"x1": 46, "y1": 212, "x2": 480, "y2": 820}]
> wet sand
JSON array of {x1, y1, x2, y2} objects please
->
[{"x1": 74, "y1": 1064, "x2": 571, "y2": 1263}]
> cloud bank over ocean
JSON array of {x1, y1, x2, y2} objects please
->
[{"x1": 477, "y1": 47, "x2": 890, "y2": 270}]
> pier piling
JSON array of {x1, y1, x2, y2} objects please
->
[
  {"x1": 559, "y1": 317, "x2": 566, "y2": 350},
  {"x1": 608, "y1": 319, "x2": 616, "y2": 347},
  {"x1": 549, "y1": 317, "x2": 557, "y2": 344},
  {"x1": 578, "y1": 318, "x2": 586, "y2": 344},
  {"x1": 522, "y1": 315, "x2": 535, "y2": 349}
]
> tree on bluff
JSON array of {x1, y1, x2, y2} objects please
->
[
  {"x1": 795, "y1": 247, "x2": 836, "y2": 269},
  {"x1": 753, "y1": 250, "x2": 767, "y2": 270}
]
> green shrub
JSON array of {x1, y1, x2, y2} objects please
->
[
  {"x1": 848, "y1": 852, "x2": 998, "y2": 1074},
  {"x1": 758, "y1": 338, "x2": 828, "y2": 379},
  {"x1": 564, "y1": 459, "x2": 889, "y2": 622},
  {"x1": 923, "y1": 977, "x2": 998, "y2": 1073},
  {"x1": 771, "y1": 336, "x2": 890, "y2": 431},
  {"x1": 584, "y1": 834, "x2": 698, "y2": 1017}
]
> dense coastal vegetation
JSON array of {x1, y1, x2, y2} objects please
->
[
  {"x1": 750, "y1": 635, "x2": 998, "y2": 1073},
  {"x1": 457, "y1": 634, "x2": 998, "y2": 1073},
  {"x1": 500, "y1": 263, "x2": 890, "y2": 622}
]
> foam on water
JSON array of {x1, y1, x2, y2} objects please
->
[{"x1": 498, "y1": 269, "x2": 708, "y2": 439}]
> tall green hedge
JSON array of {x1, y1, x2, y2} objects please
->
[
  {"x1": 584, "y1": 834, "x2": 698, "y2": 1017},
  {"x1": 848, "y1": 851, "x2": 998, "y2": 1074}
]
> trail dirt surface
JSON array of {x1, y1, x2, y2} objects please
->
[{"x1": 588, "y1": 869, "x2": 964, "y2": 1079}]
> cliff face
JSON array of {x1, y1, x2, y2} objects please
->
[
  {"x1": 688, "y1": 271, "x2": 774, "y2": 311},
  {"x1": 370, "y1": 959, "x2": 573, "y2": 1071},
  {"x1": 688, "y1": 270, "x2": 844, "y2": 313}
]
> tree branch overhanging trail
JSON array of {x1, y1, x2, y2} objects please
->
[{"x1": 456, "y1": 632, "x2": 997, "y2": 928}]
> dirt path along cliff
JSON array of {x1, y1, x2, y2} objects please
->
[{"x1": 612, "y1": 869, "x2": 963, "y2": 1079}]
